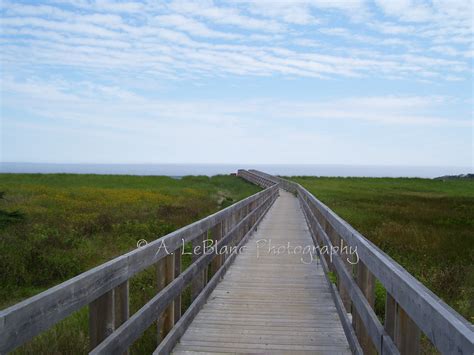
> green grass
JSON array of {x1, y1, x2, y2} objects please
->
[
  {"x1": 0, "y1": 173, "x2": 260, "y2": 354},
  {"x1": 291, "y1": 176, "x2": 474, "y2": 323},
  {"x1": 2, "y1": 173, "x2": 472, "y2": 352}
]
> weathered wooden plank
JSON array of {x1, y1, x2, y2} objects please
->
[
  {"x1": 185, "y1": 322, "x2": 347, "y2": 332},
  {"x1": 180, "y1": 332, "x2": 349, "y2": 345},
  {"x1": 354, "y1": 262, "x2": 377, "y2": 354},
  {"x1": 395, "y1": 304, "x2": 421, "y2": 354},
  {"x1": 188, "y1": 318, "x2": 343, "y2": 328},
  {"x1": 174, "y1": 341, "x2": 351, "y2": 352},
  {"x1": 336, "y1": 234, "x2": 352, "y2": 312},
  {"x1": 156, "y1": 254, "x2": 175, "y2": 342},
  {"x1": 385, "y1": 292, "x2": 397, "y2": 339},
  {"x1": 114, "y1": 281, "x2": 129, "y2": 355},
  {"x1": 191, "y1": 232, "x2": 206, "y2": 300},
  {"x1": 385, "y1": 292, "x2": 421, "y2": 354},
  {"x1": 114, "y1": 281, "x2": 129, "y2": 328},
  {"x1": 89, "y1": 290, "x2": 115, "y2": 350},
  {"x1": 209, "y1": 222, "x2": 223, "y2": 277},
  {"x1": 174, "y1": 252, "x2": 181, "y2": 324}
]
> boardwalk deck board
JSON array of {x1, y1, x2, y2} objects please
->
[{"x1": 171, "y1": 190, "x2": 351, "y2": 354}]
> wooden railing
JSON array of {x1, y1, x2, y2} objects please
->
[
  {"x1": 0, "y1": 183, "x2": 279, "y2": 354},
  {"x1": 245, "y1": 170, "x2": 474, "y2": 355},
  {"x1": 237, "y1": 169, "x2": 277, "y2": 188}
]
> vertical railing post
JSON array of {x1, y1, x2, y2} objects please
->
[
  {"x1": 336, "y1": 235, "x2": 352, "y2": 312},
  {"x1": 114, "y1": 281, "x2": 130, "y2": 355},
  {"x1": 89, "y1": 289, "x2": 115, "y2": 350},
  {"x1": 222, "y1": 217, "x2": 229, "y2": 263},
  {"x1": 243, "y1": 202, "x2": 249, "y2": 232},
  {"x1": 324, "y1": 223, "x2": 337, "y2": 274},
  {"x1": 353, "y1": 261, "x2": 377, "y2": 354},
  {"x1": 247, "y1": 203, "x2": 251, "y2": 231},
  {"x1": 233, "y1": 209, "x2": 240, "y2": 246},
  {"x1": 191, "y1": 232, "x2": 206, "y2": 300},
  {"x1": 230, "y1": 209, "x2": 238, "y2": 247},
  {"x1": 174, "y1": 251, "x2": 182, "y2": 323},
  {"x1": 156, "y1": 253, "x2": 175, "y2": 342},
  {"x1": 385, "y1": 292, "x2": 397, "y2": 339},
  {"x1": 251, "y1": 200, "x2": 257, "y2": 225},
  {"x1": 114, "y1": 281, "x2": 129, "y2": 328},
  {"x1": 231, "y1": 208, "x2": 242, "y2": 246},
  {"x1": 238, "y1": 206, "x2": 245, "y2": 242},
  {"x1": 385, "y1": 292, "x2": 421, "y2": 354},
  {"x1": 210, "y1": 222, "x2": 223, "y2": 277}
]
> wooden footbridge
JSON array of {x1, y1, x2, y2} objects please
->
[{"x1": 1, "y1": 170, "x2": 473, "y2": 354}]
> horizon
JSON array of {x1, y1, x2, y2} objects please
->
[
  {"x1": 1, "y1": 161, "x2": 472, "y2": 168},
  {"x1": 1, "y1": 0, "x2": 473, "y2": 167},
  {"x1": 1, "y1": 161, "x2": 471, "y2": 178}
]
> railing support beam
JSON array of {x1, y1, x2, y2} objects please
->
[
  {"x1": 210, "y1": 222, "x2": 223, "y2": 277},
  {"x1": 157, "y1": 254, "x2": 175, "y2": 342},
  {"x1": 385, "y1": 292, "x2": 421, "y2": 354},
  {"x1": 174, "y1": 252, "x2": 182, "y2": 323},
  {"x1": 353, "y1": 261, "x2": 377, "y2": 355},
  {"x1": 89, "y1": 289, "x2": 115, "y2": 350},
  {"x1": 191, "y1": 232, "x2": 207, "y2": 300},
  {"x1": 114, "y1": 281, "x2": 129, "y2": 328}
]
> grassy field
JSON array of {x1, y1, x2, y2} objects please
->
[
  {"x1": 292, "y1": 176, "x2": 474, "y2": 323},
  {"x1": 0, "y1": 173, "x2": 260, "y2": 354},
  {"x1": 1, "y1": 174, "x2": 472, "y2": 353}
]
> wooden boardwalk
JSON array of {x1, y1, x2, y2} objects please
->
[
  {"x1": 3, "y1": 171, "x2": 472, "y2": 355},
  {"x1": 172, "y1": 190, "x2": 351, "y2": 354}
]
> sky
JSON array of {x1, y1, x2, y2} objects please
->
[{"x1": 0, "y1": 0, "x2": 473, "y2": 167}]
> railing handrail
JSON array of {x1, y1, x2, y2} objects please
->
[
  {"x1": 0, "y1": 182, "x2": 277, "y2": 353},
  {"x1": 237, "y1": 169, "x2": 277, "y2": 188},
  {"x1": 247, "y1": 170, "x2": 474, "y2": 354}
]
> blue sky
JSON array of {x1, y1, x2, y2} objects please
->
[{"x1": 1, "y1": 0, "x2": 472, "y2": 167}]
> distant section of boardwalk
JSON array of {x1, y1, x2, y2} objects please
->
[{"x1": 172, "y1": 190, "x2": 351, "y2": 354}]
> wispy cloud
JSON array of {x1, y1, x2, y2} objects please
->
[
  {"x1": 3, "y1": 78, "x2": 470, "y2": 129},
  {"x1": 1, "y1": 0, "x2": 472, "y2": 81},
  {"x1": 1, "y1": 0, "x2": 472, "y2": 166}
]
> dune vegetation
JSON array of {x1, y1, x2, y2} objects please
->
[{"x1": 0, "y1": 173, "x2": 260, "y2": 354}]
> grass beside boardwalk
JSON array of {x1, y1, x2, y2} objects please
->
[
  {"x1": 292, "y1": 176, "x2": 474, "y2": 323},
  {"x1": 0, "y1": 173, "x2": 260, "y2": 354}
]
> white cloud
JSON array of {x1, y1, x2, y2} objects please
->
[
  {"x1": 232, "y1": 0, "x2": 319, "y2": 25},
  {"x1": 3, "y1": 74, "x2": 471, "y2": 166},
  {"x1": 0, "y1": 0, "x2": 471, "y2": 82},
  {"x1": 168, "y1": 0, "x2": 285, "y2": 32},
  {"x1": 154, "y1": 14, "x2": 240, "y2": 39},
  {"x1": 3, "y1": 78, "x2": 470, "y2": 129},
  {"x1": 374, "y1": 0, "x2": 434, "y2": 22},
  {"x1": 1, "y1": 16, "x2": 121, "y2": 38}
]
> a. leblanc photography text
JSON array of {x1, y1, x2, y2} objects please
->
[{"x1": 136, "y1": 238, "x2": 359, "y2": 265}]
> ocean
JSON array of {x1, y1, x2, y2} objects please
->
[{"x1": 0, "y1": 162, "x2": 471, "y2": 178}]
